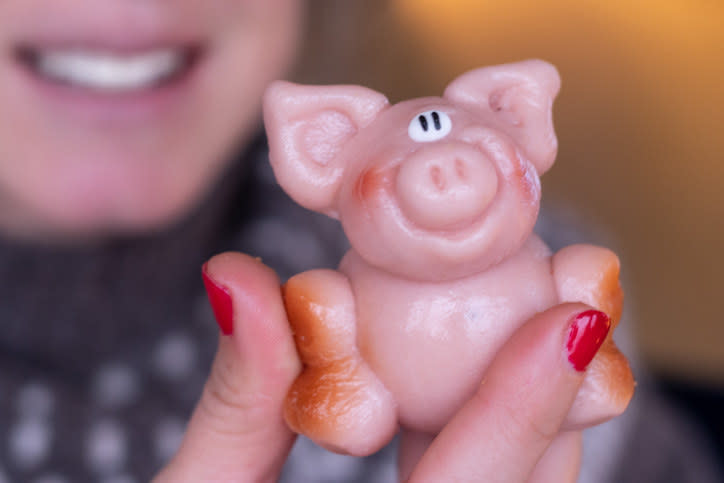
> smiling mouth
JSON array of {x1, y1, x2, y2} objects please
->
[{"x1": 14, "y1": 45, "x2": 202, "y2": 93}]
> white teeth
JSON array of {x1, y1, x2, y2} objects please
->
[{"x1": 34, "y1": 49, "x2": 185, "y2": 92}]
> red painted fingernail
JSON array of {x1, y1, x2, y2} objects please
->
[
  {"x1": 566, "y1": 310, "x2": 611, "y2": 371},
  {"x1": 202, "y1": 263, "x2": 233, "y2": 335}
]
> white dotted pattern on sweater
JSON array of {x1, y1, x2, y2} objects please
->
[
  {"x1": 85, "y1": 420, "x2": 127, "y2": 475},
  {"x1": 9, "y1": 418, "x2": 52, "y2": 468},
  {"x1": 153, "y1": 332, "x2": 197, "y2": 381},
  {"x1": 93, "y1": 363, "x2": 140, "y2": 409}
]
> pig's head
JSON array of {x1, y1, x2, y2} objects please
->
[{"x1": 264, "y1": 60, "x2": 560, "y2": 281}]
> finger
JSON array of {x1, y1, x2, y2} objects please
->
[
  {"x1": 527, "y1": 431, "x2": 582, "y2": 483},
  {"x1": 155, "y1": 252, "x2": 300, "y2": 483},
  {"x1": 408, "y1": 303, "x2": 610, "y2": 483}
]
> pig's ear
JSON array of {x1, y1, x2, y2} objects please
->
[
  {"x1": 263, "y1": 81, "x2": 389, "y2": 216},
  {"x1": 444, "y1": 60, "x2": 560, "y2": 174}
]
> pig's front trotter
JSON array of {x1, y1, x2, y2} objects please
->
[{"x1": 282, "y1": 269, "x2": 397, "y2": 456}]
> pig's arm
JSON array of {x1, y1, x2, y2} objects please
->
[
  {"x1": 281, "y1": 269, "x2": 397, "y2": 456},
  {"x1": 551, "y1": 245, "x2": 635, "y2": 429}
]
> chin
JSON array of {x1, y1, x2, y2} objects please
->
[
  {"x1": 2, "y1": 166, "x2": 211, "y2": 242},
  {"x1": 27, "y1": 203, "x2": 188, "y2": 242}
]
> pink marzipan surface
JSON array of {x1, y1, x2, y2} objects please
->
[{"x1": 264, "y1": 60, "x2": 632, "y2": 457}]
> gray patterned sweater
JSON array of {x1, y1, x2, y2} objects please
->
[{"x1": 0, "y1": 137, "x2": 720, "y2": 482}]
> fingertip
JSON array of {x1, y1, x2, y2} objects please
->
[
  {"x1": 565, "y1": 309, "x2": 611, "y2": 372},
  {"x1": 202, "y1": 252, "x2": 299, "y2": 382},
  {"x1": 202, "y1": 262, "x2": 234, "y2": 335},
  {"x1": 202, "y1": 252, "x2": 287, "y2": 335},
  {"x1": 491, "y1": 303, "x2": 595, "y2": 377},
  {"x1": 204, "y1": 252, "x2": 281, "y2": 296},
  {"x1": 514, "y1": 303, "x2": 612, "y2": 373}
]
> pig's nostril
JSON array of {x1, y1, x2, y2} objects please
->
[
  {"x1": 454, "y1": 159, "x2": 467, "y2": 181},
  {"x1": 430, "y1": 166, "x2": 445, "y2": 190}
]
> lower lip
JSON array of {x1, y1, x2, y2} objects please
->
[{"x1": 10, "y1": 49, "x2": 206, "y2": 124}]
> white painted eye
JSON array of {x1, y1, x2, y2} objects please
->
[{"x1": 408, "y1": 110, "x2": 452, "y2": 142}]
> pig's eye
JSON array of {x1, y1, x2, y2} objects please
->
[{"x1": 408, "y1": 110, "x2": 452, "y2": 142}]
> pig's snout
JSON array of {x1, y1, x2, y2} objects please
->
[{"x1": 395, "y1": 145, "x2": 498, "y2": 230}]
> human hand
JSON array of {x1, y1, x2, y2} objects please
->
[
  {"x1": 155, "y1": 253, "x2": 626, "y2": 482},
  {"x1": 402, "y1": 303, "x2": 618, "y2": 482}
]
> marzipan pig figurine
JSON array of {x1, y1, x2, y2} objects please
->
[{"x1": 263, "y1": 60, "x2": 634, "y2": 460}]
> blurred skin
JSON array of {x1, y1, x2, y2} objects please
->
[{"x1": 0, "y1": 0, "x2": 302, "y2": 240}]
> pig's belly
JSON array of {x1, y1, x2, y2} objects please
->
[{"x1": 357, "y1": 295, "x2": 554, "y2": 433}]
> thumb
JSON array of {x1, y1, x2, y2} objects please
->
[{"x1": 155, "y1": 253, "x2": 300, "y2": 483}]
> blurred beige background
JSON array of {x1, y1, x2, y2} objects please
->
[{"x1": 302, "y1": 0, "x2": 724, "y2": 385}]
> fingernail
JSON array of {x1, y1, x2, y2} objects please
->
[
  {"x1": 566, "y1": 310, "x2": 611, "y2": 371},
  {"x1": 202, "y1": 263, "x2": 234, "y2": 335}
]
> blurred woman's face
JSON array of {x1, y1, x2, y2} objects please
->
[{"x1": 0, "y1": 0, "x2": 302, "y2": 239}]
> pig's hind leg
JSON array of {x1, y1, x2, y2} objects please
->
[
  {"x1": 552, "y1": 244, "x2": 635, "y2": 429},
  {"x1": 282, "y1": 269, "x2": 397, "y2": 456}
]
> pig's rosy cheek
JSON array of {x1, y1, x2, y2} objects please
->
[
  {"x1": 516, "y1": 158, "x2": 541, "y2": 201},
  {"x1": 354, "y1": 167, "x2": 389, "y2": 204}
]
